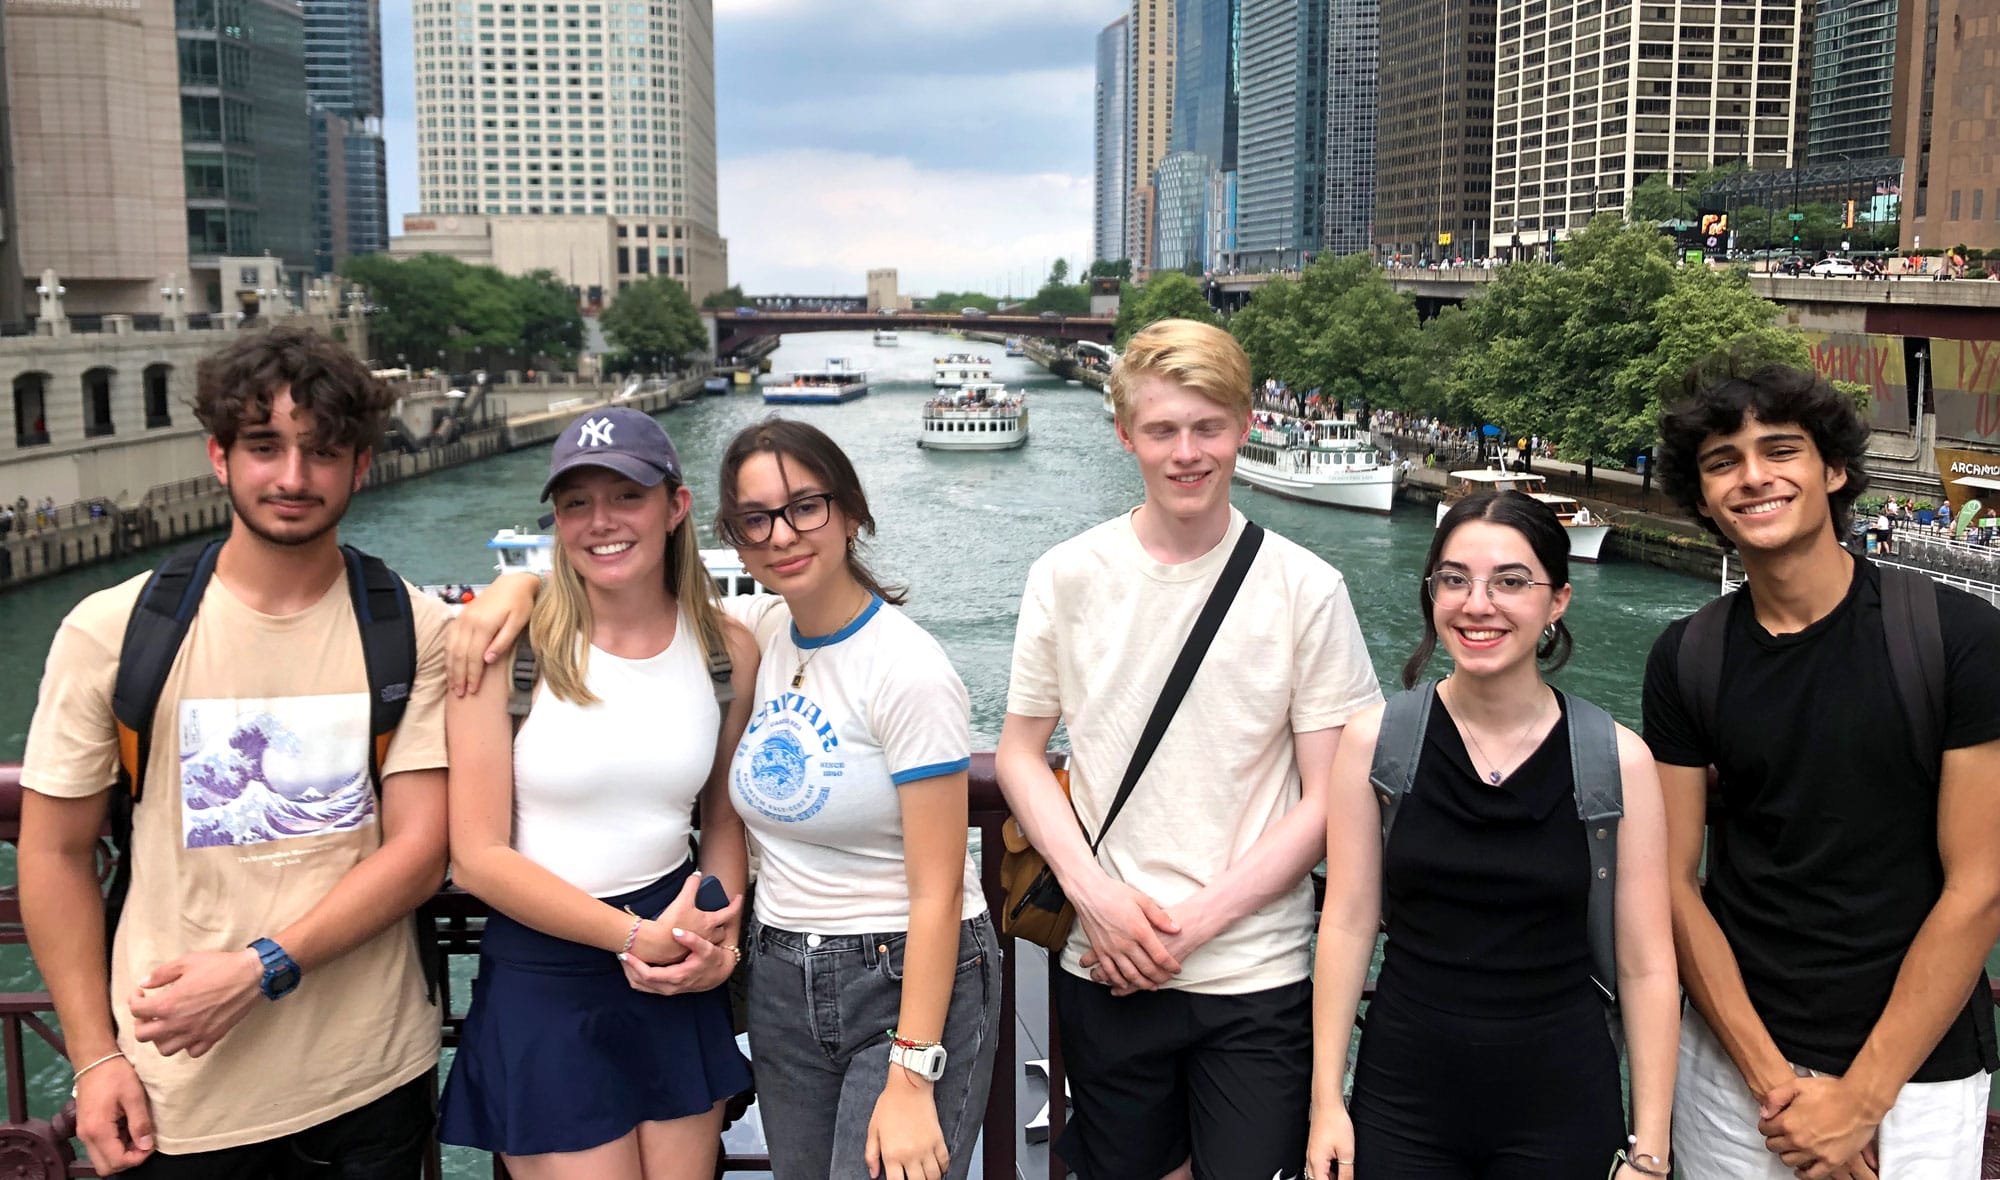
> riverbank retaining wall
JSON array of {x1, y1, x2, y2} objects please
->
[{"x1": 0, "y1": 375, "x2": 708, "y2": 591}]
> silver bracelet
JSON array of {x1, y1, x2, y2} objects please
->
[
  {"x1": 70, "y1": 1051, "x2": 126, "y2": 1099},
  {"x1": 1611, "y1": 1148, "x2": 1671, "y2": 1178}
]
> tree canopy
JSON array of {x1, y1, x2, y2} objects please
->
[
  {"x1": 1087, "y1": 259, "x2": 1133, "y2": 281},
  {"x1": 700, "y1": 284, "x2": 749, "y2": 311},
  {"x1": 600, "y1": 275, "x2": 708, "y2": 372},
  {"x1": 1112, "y1": 272, "x2": 1219, "y2": 345},
  {"x1": 341, "y1": 253, "x2": 584, "y2": 370},
  {"x1": 1228, "y1": 254, "x2": 1421, "y2": 411}
]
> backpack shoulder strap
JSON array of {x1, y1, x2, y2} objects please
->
[
  {"x1": 508, "y1": 633, "x2": 538, "y2": 725},
  {"x1": 343, "y1": 546, "x2": 416, "y2": 786},
  {"x1": 1369, "y1": 683, "x2": 1436, "y2": 852},
  {"x1": 699, "y1": 618, "x2": 734, "y2": 718},
  {"x1": 1878, "y1": 565, "x2": 1945, "y2": 765},
  {"x1": 1563, "y1": 691, "x2": 1624, "y2": 1004},
  {"x1": 111, "y1": 541, "x2": 224, "y2": 801},
  {"x1": 1674, "y1": 590, "x2": 1736, "y2": 753}
]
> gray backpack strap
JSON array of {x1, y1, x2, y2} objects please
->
[
  {"x1": 1563, "y1": 690, "x2": 1624, "y2": 1004},
  {"x1": 1369, "y1": 683, "x2": 1437, "y2": 852},
  {"x1": 700, "y1": 624, "x2": 735, "y2": 717},
  {"x1": 507, "y1": 634, "x2": 538, "y2": 724}
]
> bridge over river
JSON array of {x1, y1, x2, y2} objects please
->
[{"x1": 711, "y1": 311, "x2": 1113, "y2": 359}]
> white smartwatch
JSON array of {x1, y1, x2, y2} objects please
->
[{"x1": 890, "y1": 1041, "x2": 948, "y2": 1082}]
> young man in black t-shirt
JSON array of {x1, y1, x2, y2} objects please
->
[{"x1": 1644, "y1": 363, "x2": 2000, "y2": 1179}]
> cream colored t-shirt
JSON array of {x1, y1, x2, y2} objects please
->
[
  {"x1": 20, "y1": 565, "x2": 449, "y2": 1153},
  {"x1": 1008, "y1": 507, "x2": 1382, "y2": 994}
]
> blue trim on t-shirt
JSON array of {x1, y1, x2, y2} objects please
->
[
  {"x1": 890, "y1": 757, "x2": 972, "y2": 786},
  {"x1": 792, "y1": 595, "x2": 883, "y2": 649}
]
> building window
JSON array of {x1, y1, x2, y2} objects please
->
[
  {"x1": 82, "y1": 368, "x2": 116, "y2": 438},
  {"x1": 144, "y1": 365, "x2": 174, "y2": 429},
  {"x1": 13, "y1": 372, "x2": 49, "y2": 447}
]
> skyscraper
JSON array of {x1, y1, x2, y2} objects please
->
[
  {"x1": 1489, "y1": 0, "x2": 1808, "y2": 259},
  {"x1": 305, "y1": 1, "x2": 389, "y2": 273},
  {"x1": 1899, "y1": 0, "x2": 1998, "y2": 250},
  {"x1": 409, "y1": 0, "x2": 727, "y2": 303},
  {"x1": 1322, "y1": 0, "x2": 1379, "y2": 257},
  {"x1": 1127, "y1": 0, "x2": 1177, "y2": 277},
  {"x1": 1095, "y1": 16, "x2": 1131, "y2": 265},
  {"x1": 1373, "y1": 0, "x2": 1497, "y2": 260},
  {"x1": 1236, "y1": 0, "x2": 1329, "y2": 268},
  {"x1": 1807, "y1": 0, "x2": 1907, "y2": 163},
  {"x1": 1171, "y1": 0, "x2": 1239, "y2": 171}
]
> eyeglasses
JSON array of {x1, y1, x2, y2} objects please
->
[
  {"x1": 1425, "y1": 570, "x2": 1554, "y2": 602},
  {"x1": 722, "y1": 492, "x2": 835, "y2": 545}
]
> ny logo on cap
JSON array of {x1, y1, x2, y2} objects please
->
[{"x1": 578, "y1": 417, "x2": 616, "y2": 447}]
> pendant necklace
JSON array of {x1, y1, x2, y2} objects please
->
[
  {"x1": 1446, "y1": 680, "x2": 1551, "y2": 785},
  {"x1": 791, "y1": 594, "x2": 872, "y2": 688}
]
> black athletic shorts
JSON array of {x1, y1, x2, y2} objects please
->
[{"x1": 1053, "y1": 970, "x2": 1312, "y2": 1180}]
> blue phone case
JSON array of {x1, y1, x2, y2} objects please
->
[{"x1": 695, "y1": 875, "x2": 730, "y2": 912}]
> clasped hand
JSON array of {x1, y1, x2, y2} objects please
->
[
  {"x1": 1759, "y1": 1076, "x2": 1881, "y2": 1180},
  {"x1": 1073, "y1": 878, "x2": 1201, "y2": 995},
  {"x1": 620, "y1": 876, "x2": 742, "y2": 996},
  {"x1": 127, "y1": 948, "x2": 264, "y2": 1059}
]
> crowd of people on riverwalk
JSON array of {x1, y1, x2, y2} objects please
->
[{"x1": 15, "y1": 321, "x2": 2000, "y2": 1180}]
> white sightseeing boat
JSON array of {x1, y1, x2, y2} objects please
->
[
  {"x1": 1234, "y1": 413, "x2": 1401, "y2": 514},
  {"x1": 765, "y1": 357, "x2": 870, "y2": 405},
  {"x1": 873, "y1": 328, "x2": 899, "y2": 347},
  {"x1": 446, "y1": 529, "x2": 769, "y2": 599},
  {"x1": 1437, "y1": 468, "x2": 1611, "y2": 562},
  {"x1": 933, "y1": 353, "x2": 994, "y2": 388},
  {"x1": 919, "y1": 382, "x2": 1029, "y2": 451}
]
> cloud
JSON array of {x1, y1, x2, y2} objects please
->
[{"x1": 720, "y1": 150, "x2": 1092, "y2": 296}]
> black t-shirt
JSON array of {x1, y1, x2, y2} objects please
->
[
  {"x1": 1377, "y1": 689, "x2": 1599, "y2": 1018},
  {"x1": 1642, "y1": 557, "x2": 2000, "y2": 1080}
]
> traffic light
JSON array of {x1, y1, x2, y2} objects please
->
[{"x1": 1793, "y1": 232, "x2": 1801, "y2": 243}]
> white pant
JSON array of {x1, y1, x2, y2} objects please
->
[{"x1": 1675, "y1": 1006, "x2": 1990, "y2": 1178}]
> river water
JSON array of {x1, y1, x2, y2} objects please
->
[{"x1": 0, "y1": 331, "x2": 1722, "y2": 1167}]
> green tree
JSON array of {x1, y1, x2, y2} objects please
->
[
  {"x1": 922, "y1": 291, "x2": 1001, "y2": 312},
  {"x1": 1228, "y1": 254, "x2": 1421, "y2": 411},
  {"x1": 1049, "y1": 258, "x2": 1070, "y2": 285},
  {"x1": 700, "y1": 284, "x2": 749, "y2": 311},
  {"x1": 341, "y1": 252, "x2": 461, "y2": 366},
  {"x1": 1087, "y1": 259, "x2": 1133, "y2": 281},
  {"x1": 512, "y1": 270, "x2": 585, "y2": 369},
  {"x1": 601, "y1": 276, "x2": 707, "y2": 371},
  {"x1": 1112, "y1": 272, "x2": 1219, "y2": 345},
  {"x1": 1021, "y1": 281, "x2": 1090, "y2": 316},
  {"x1": 1628, "y1": 174, "x2": 1694, "y2": 225},
  {"x1": 450, "y1": 267, "x2": 527, "y2": 368}
]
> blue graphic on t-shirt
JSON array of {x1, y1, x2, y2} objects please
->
[
  {"x1": 735, "y1": 691, "x2": 840, "y2": 824},
  {"x1": 178, "y1": 697, "x2": 376, "y2": 849}
]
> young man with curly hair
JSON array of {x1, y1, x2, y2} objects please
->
[
  {"x1": 18, "y1": 326, "x2": 450, "y2": 1177},
  {"x1": 1642, "y1": 362, "x2": 2000, "y2": 1179}
]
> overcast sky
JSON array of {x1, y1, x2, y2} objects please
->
[{"x1": 382, "y1": 0, "x2": 1124, "y2": 297}]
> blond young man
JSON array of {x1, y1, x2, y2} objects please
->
[
  {"x1": 19, "y1": 328, "x2": 450, "y2": 1178},
  {"x1": 996, "y1": 319, "x2": 1381, "y2": 1180}
]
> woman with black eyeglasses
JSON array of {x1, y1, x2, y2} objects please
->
[
  {"x1": 448, "y1": 416, "x2": 1000, "y2": 1180},
  {"x1": 1303, "y1": 490, "x2": 1680, "y2": 1180}
]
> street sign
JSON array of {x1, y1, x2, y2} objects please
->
[
  {"x1": 1787, "y1": 213, "x2": 1805, "y2": 221},
  {"x1": 1438, "y1": 232, "x2": 1453, "y2": 245}
]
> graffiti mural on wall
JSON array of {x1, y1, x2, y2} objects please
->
[
  {"x1": 1801, "y1": 330, "x2": 1908, "y2": 431},
  {"x1": 1931, "y1": 339, "x2": 2000, "y2": 444}
]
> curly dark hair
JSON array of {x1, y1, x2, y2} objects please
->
[
  {"x1": 194, "y1": 326, "x2": 394, "y2": 453},
  {"x1": 1657, "y1": 358, "x2": 1871, "y2": 546}
]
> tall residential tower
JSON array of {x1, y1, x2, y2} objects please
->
[
  {"x1": 1126, "y1": 0, "x2": 1176, "y2": 277},
  {"x1": 1094, "y1": 15, "x2": 1131, "y2": 265},
  {"x1": 1235, "y1": 0, "x2": 1329, "y2": 269},
  {"x1": 1373, "y1": 0, "x2": 1498, "y2": 260},
  {"x1": 305, "y1": 1, "x2": 389, "y2": 273},
  {"x1": 1322, "y1": 0, "x2": 1379, "y2": 257}
]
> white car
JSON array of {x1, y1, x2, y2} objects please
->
[{"x1": 1808, "y1": 257, "x2": 1860, "y2": 277}]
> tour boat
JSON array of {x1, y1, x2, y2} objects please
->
[
  {"x1": 873, "y1": 328, "x2": 899, "y2": 347},
  {"x1": 1005, "y1": 338, "x2": 1027, "y2": 357},
  {"x1": 1234, "y1": 413, "x2": 1401, "y2": 515},
  {"x1": 933, "y1": 353, "x2": 994, "y2": 388},
  {"x1": 765, "y1": 357, "x2": 870, "y2": 404},
  {"x1": 919, "y1": 382, "x2": 1028, "y2": 451},
  {"x1": 702, "y1": 376, "x2": 730, "y2": 395},
  {"x1": 1438, "y1": 468, "x2": 1611, "y2": 561}
]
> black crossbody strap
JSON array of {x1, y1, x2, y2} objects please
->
[{"x1": 1090, "y1": 521, "x2": 1265, "y2": 853}]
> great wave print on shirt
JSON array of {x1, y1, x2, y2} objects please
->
[
  {"x1": 177, "y1": 692, "x2": 376, "y2": 848},
  {"x1": 734, "y1": 689, "x2": 843, "y2": 823}
]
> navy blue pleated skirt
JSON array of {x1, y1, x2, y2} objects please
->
[{"x1": 438, "y1": 861, "x2": 753, "y2": 1157}]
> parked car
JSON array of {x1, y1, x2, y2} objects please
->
[
  {"x1": 733, "y1": 306, "x2": 758, "y2": 315},
  {"x1": 1776, "y1": 255, "x2": 1813, "y2": 276},
  {"x1": 1808, "y1": 257, "x2": 1860, "y2": 277},
  {"x1": 877, "y1": 307, "x2": 899, "y2": 316},
  {"x1": 1038, "y1": 310, "x2": 1064, "y2": 320},
  {"x1": 961, "y1": 307, "x2": 989, "y2": 318}
]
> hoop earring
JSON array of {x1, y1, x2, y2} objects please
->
[{"x1": 1542, "y1": 622, "x2": 1559, "y2": 644}]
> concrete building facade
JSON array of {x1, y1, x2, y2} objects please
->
[
  {"x1": 1899, "y1": 0, "x2": 2000, "y2": 250},
  {"x1": 1095, "y1": 15, "x2": 1131, "y2": 265},
  {"x1": 408, "y1": 0, "x2": 727, "y2": 304},
  {"x1": 1127, "y1": 0, "x2": 1176, "y2": 277},
  {"x1": 1373, "y1": 0, "x2": 1498, "y2": 260},
  {"x1": 1236, "y1": 0, "x2": 1329, "y2": 268},
  {"x1": 305, "y1": 1, "x2": 390, "y2": 273},
  {"x1": 1323, "y1": 0, "x2": 1380, "y2": 258},
  {"x1": 4, "y1": 0, "x2": 192, "y2": 315},
  {"x1": 866, "y1": 268, "x2": 900, "y2": 312},
  {"x1": 0, "y1": 12, "x2": 22, "y2": 325},
  {"x1": 1490, "y1": 0, "x2": 1808, "y2": 258}
]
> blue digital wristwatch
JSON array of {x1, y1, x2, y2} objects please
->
[{"x1": 250, "y1": 937, "x2": 301, "y2": 1000}]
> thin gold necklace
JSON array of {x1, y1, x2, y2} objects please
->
[
  {"x1": 1444, "y1": 679, "x2": 1551, "y2": 785},
  {"x1": 791, "y1": 594, "x2": 872, "y2": 688}
]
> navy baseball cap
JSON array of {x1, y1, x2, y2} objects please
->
[{"x1": 541, "y1": 407, "x2": 683, "y2": 501}]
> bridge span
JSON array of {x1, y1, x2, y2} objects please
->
[{"x1": 710, "y1": 311, "x2": 1114, "y2": 359}]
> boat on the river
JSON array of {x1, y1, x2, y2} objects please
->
[
  {"x1": 765, "y1": 357, "x2": 870, "y2": 405},
  {"x1": 1005, "y1": 338, "x2": 1027, "y2": 357},
  {"x1": 920, "y1": 382, "x2": 1028, "y2": 451},
  {"x1": 702, "y1": 376, "x2": 730, "y2": 395},
  {"x1": 425, "y1": 530, "x2": 769, "y2": 602},
  {"x1": 1234, "y1": 412, "x2": 1401, "y2": 515},
  {"x1": 873, "y1": 328, "x2": 899, "y2": 347},
  {"x1": 1439, "y1": 468, "x2": 1610, "y2": 561},
  {"x1": 933, "y1": 353, "x2": 993, "y2": 388}
]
